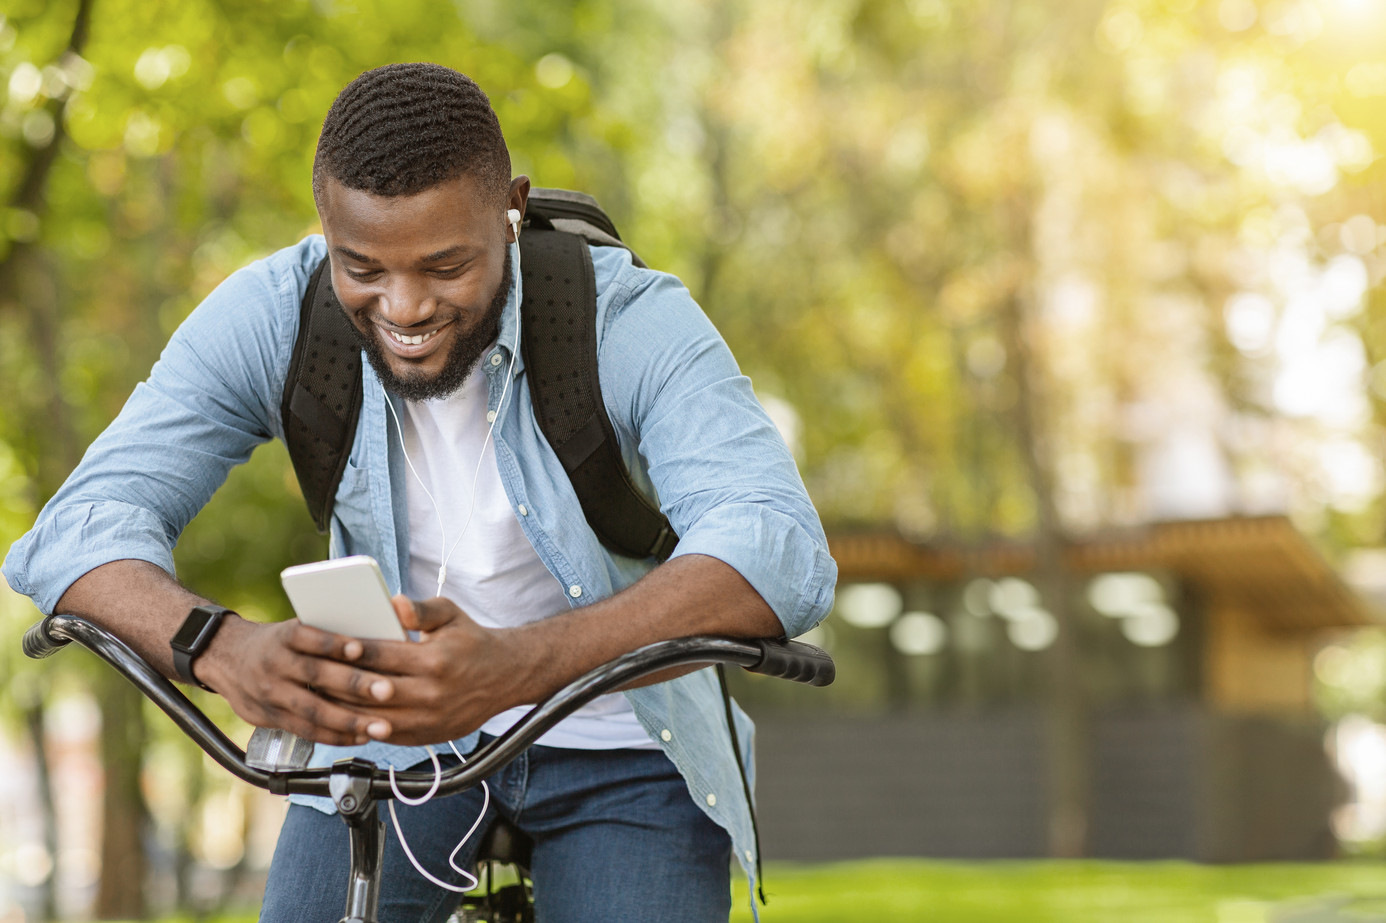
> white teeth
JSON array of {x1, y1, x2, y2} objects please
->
[{"x1": 388, "y1": 329, "x2": 437, "y2": 346}]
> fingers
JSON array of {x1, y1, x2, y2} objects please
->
[
  {"x1": 230, "y1": 681, "x2": 387, "y2": 746},
  {"x1": 250, "y1": 675, "x2": 395, "y2": 744},
  {"x1": 299, "y1": 656, "x2": 396, "y2": 705},
  {"x1": 278, "y1": 623, "x2": 393, "y2": 699},
  {"x1": 242, "y1": 601, "x2": 467, "y2": 661},
  {"x1": 284, "y1": 621, "x2": 366, "y2": 662},
  {"x1": 205, "y1": 620, "x2": 406, "y2": 746},
  {"x1": 231, "y1": 607, "x2": 492, "y2": 746},
  {"x1": 285, "y1": 602, "x2": 464, "y2": 673},
  {"x1": 285, "y1": 621, "x2": 408, "y2": 680}
]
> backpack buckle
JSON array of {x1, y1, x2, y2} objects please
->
[{"x1": 650, "y1": 525, "x2": 678, "y2": 561}]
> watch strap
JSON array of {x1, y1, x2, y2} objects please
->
[{"x1": 172, "y1": 604, "x2": 233, "y2": 690}]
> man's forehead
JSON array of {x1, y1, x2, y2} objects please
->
[
  {"x1": 320, "y1": 173, "x2": 494, "y2": 213},
  {"x1": 318, "y1": 174, "x2": 499, "y2": 252}
]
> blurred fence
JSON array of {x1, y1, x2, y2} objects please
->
[{"x1": 750, "y1": 706, "x2": 1340, "y2": 863}]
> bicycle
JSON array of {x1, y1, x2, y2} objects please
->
[{"x1": 22, "y1": 613, "x2": 835, "y2": 923}]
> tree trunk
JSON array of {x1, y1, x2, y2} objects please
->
[
  {"x1": 0, "y1": 0, "x2": 93, "y2": 317},
  {"x1": 20, "y1": 685, "x2": 58, "y2": 921},
  {"x1": 174, "y1": 737, "x2": 207, "y2": 910},
  {"x1": 999, "y1": 209, "x2": 1090, "y2": 858},
  {"x1": 95, "y1": 671, "x2": 146, "y2": 919}
]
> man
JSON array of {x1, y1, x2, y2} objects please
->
[{"x1": 4, "y1": 63, "x2": 835, "y2": 921}]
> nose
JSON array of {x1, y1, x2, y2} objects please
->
[{"x1": 378, "y1": 275, "x2": 436, "y2": 327}]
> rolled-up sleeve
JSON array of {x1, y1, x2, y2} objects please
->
[
  {"x1": 3, "y1": 240, "x2": 316, "y2": 613},
  {"x1": 594, "y1": 253, "x2": 836, "y2": 638}
]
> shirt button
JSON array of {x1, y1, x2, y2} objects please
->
[
  {"x1": 486, "y1": 410, "x2": 497, "y2": 423},
  {"x1": 660, "y1": 729, "x2": 672, "y2": 742},
  {"x1": 745, "y1": 849, "x2": 754, "y2": 862},
  {"x1": 705, "y1": 793, "x2": 717, "y2": 807},
  {"x1": 518, "y1": 504, "x2": 528, "y2": 516},
  {"x1": 490, "y1": 353, "x2": 503, "y2": 367},
  {"x1": 569, "y1": 585, "x2": 582, "y2": 598}
]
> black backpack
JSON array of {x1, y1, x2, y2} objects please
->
[{"x1": 280, "y1": 188, "x2": 677, "y2": 560}]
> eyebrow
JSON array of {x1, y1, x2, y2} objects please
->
[
  {"x1": 332, "y1": 245, "x2": 376, "y2": 264},
  {"x1": 419, "y1": 245, "x2": 472, "y2": 263},
  {"x1": 331, "y1": 244, "x2": 476, "y2": 265}
]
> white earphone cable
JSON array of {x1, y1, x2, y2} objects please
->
[
  {"x1": 375, "y1": 210, "x2": 524, "y2": 894},
  {"x1": 386, "y1": 739, "x2": 492, "y2": 893},
  {"x1": 383, "y1": 394, "x2": 449, "y2": 597},
  {"x1": 438, "y1": 232, "x2": 521, "y2": 593}
]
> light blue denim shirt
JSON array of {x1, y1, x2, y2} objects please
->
[{"x1": 4, "y1": 236, "x2": 836, "y2": 897}]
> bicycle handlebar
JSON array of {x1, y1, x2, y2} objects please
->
[
  {"x1": 24, "y1": 613, "x2": 834, "y2": 800},
  {"x1": 23, "y1": 617, "x2": 68, "y2": 659},
  {"x1": 743, "y1": 637, "x2": 835, "y2": 686}
]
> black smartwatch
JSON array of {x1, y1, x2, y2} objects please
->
[{"x1": 171, "y1": 604, "x2": 234, "y2": 690}]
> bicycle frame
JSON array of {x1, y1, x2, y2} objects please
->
[{"x1": 23, "y1": 613, "x2": 834, "y2": 923}]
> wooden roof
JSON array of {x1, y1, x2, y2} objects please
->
[{"x1": 828, "y1": 515, "x2": 1373, "y2": 633}]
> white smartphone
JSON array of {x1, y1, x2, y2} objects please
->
[{"x1": 280, "y1": 555, "x2": 407, "y2": 641}]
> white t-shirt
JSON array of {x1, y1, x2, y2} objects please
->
[{"x1": 399, "y1": 359, "x2": 656, "y2": 749}]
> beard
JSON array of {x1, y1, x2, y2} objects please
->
[{"x1": 350, "y1": 247, "x2": 513, "y2": 402}]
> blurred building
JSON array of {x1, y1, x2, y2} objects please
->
[{"x1": 732, "y1": 515, "x2": 1372, "y2": 862}]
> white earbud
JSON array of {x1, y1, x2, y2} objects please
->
[{"x1": 506, "y1": 208, "x2": 521, "y2": 240}]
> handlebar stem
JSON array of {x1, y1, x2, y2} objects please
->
[{"x1": 332, "y1": 759, "x2": 385, "y2": 923}]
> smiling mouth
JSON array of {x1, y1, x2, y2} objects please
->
[{"x1": 386, "y1": 327, "x2": 442, "y2": 346}]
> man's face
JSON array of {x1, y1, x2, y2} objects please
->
[{"x1": 318, "y1": 172, "x2": 521, "y2": 401}]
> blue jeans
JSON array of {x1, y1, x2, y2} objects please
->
[{"x1": 259, "y1": 738, "x2": 732, "y2": 923}]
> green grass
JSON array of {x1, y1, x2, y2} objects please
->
[
  {"x1": 728, "y1": 860, "x2": 1386, "y2": 922},
  {"x1": 131, "y1": 860, "x2": 1386, "y2": 923}
]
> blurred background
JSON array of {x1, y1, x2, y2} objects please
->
[{"x1": 5, "y1": 0, "x2": 1386, "y2": 919}]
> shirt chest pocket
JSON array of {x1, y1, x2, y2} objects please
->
[{"x1": 328, "y1": 460, "x2": 380, "y2": 559}]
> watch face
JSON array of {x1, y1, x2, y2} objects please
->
[{"x1": 172, "y1": 608, "x2": 218, "y2": 651}]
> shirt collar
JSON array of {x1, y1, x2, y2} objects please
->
[{"x1": 493, "y1": 240, "x2": 525, "y2": 377}]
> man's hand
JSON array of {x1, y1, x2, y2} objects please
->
[
  {"x1": 198, "y1": 616, "x2": 404, "y2": 746},
  {"x1": 302, "y1": 596, "x2": 532, "y2": 746},
  {"x1": 51, "y1": 560, "x2": 395, "y2": 746}
]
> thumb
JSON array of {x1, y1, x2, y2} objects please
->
[
  {"x1": 394, "y1": 594, "x2": 460, "y2": 634},
  {"x1": 391, "y1": 594, "x2": 420, "y2": 632}
]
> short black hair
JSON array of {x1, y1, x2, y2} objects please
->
[{"x1": 313, "y1": 63, "x2": 511, "y2": 205}]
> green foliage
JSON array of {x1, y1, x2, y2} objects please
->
[{"x1": 8, "y1": 0, "x2": 1386, "y2": 606}]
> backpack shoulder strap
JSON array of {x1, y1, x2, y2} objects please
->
[
  {"x1": 518, "y1": 225, "x2": 677, "y2": 560},
  {"x1": 282, "y1": 258, "x2": 362, "y2": 534}
]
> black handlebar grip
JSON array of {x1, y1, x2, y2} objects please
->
[
  {"x1": 23, "y1": 618, "x2": 70, "y2": 659},
  {"x1": 747, "y1": 638, "x2": 835, "y2": 686}
]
